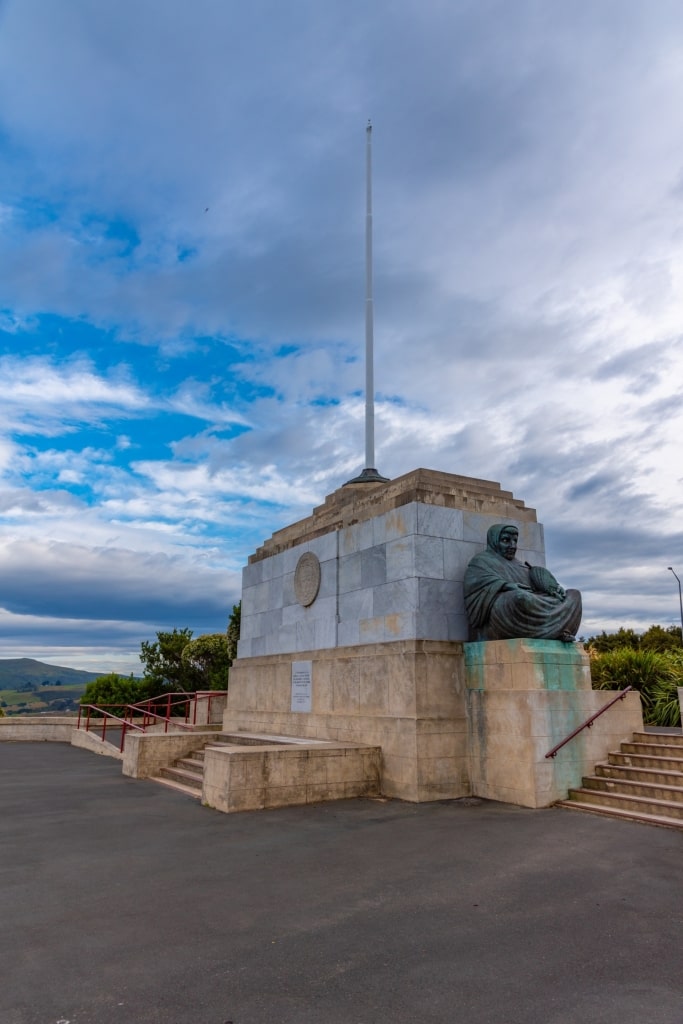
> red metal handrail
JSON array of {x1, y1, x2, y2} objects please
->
[
  {"x1": 77, "y1": 691, "x2": 228, "y2": 751},
  {"x1": 76, "y1": 704, "x2": 145, "y2": 751},
  {"x1": 545, "y1": 686, "x2": 633, "y2": 759}
]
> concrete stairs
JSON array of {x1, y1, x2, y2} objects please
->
[
  {"x1": 558, "y1": 730, "x2": 683, "y2": 830},
  {"x1": 154, "y1": 749, "x2": 206, "y2": 800},
  {"x1": 151, "y1": 735, "x2": 256, "y2": 800}
]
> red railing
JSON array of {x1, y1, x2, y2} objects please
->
[
  {"x1": 77, "y1": 691, "x2": 227, "y2": 752},
  {"x1": 545, "y1": 686, "x2": 634, "y2": 759}
]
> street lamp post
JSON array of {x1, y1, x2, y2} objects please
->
[{"x1": 667, "y1": 567, "x2": 683, "y2": 644}]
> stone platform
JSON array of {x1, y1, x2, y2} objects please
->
[{"x1": 465, "y1": 639, "x2": 644, "y2": 807}]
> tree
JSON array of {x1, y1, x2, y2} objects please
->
[
  {"x1": 585, "y1": 628, "x2": 640, "y2": 653},
  {"x1": 182, "y1": 634, "x2": 231, "y2": 691},
  {"x1": 585, "y1": 624, "x2": 682, "y2": 653},
  {"x1": 226, "y1": 601, "x2": 241, "y2": 664},
  {"x1": 640, "y1": 624, "x2": 682, "y2": 652},
  {"x1": 139, "y1": 628, "x2": 203, "y2": 693},
  {"x1": 81, "y1": 673, "x2": 146, "y2": 711}
]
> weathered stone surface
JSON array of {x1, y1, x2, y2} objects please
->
[
  {"x1": 464, "y1": 639, "x2": 643, "y2": 807},
  {"x1": 226, "y1": 638, "x2": 469, "y2": 802}
]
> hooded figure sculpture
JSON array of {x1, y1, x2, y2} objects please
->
[{"x1": 463, "y1": 524, "x2": 582, "y2": 642}]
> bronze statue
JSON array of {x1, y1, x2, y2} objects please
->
[{"x1": 463, "y1": 524, "x2": 582, "y2": 642}]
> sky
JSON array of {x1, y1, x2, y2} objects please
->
[{"x1": 0, "y1": 0, "x2": 682, "y2": 673}]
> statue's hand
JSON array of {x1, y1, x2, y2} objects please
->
[{"x1": 548, "y1": 585, "x2": 566, "y2": 601}]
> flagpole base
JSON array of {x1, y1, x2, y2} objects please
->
[{"x1": 344, "y1": 467, "x2": 390, "y2": 485}]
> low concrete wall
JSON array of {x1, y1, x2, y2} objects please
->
[
  {"x1": 0, "y1": 716, "x2": 78, "y2": 742},
  {"x1": 193, "y1": 692, "x2": 228, "y2": 726},
  {"x1": 71, "y1": 727, "x2": 123, "y2": 760},
  {"x1": 122, "y1": 732, "x2": 218, "y2": 779},
  {"x1": 202, "y1": 741, "x2": 381, "y2": 812}
]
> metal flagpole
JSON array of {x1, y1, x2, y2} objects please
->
[{"x1": 346, "y1": 120, "x2": 388, "y2": 485}]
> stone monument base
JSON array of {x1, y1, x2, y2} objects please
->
[
  {"x1": 465, "y1": 639, "x2": 643, "y2": 808},
  {"x1": 225, "y1": 639, "x2": 469, "y2": 802}
]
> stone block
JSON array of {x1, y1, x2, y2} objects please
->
[
  {"x1": 446, "y1": 612, "x2": 468, "y2": 641},
  {"x1": 333, "y1": 661, "x2": 360, "y2": 713},
  {"x1": 415, "y1": 608, "x2": 447, "y2": 641},
  {"x1": 414, "y1": 535, "x2": 445, "y2": 579},
  {"x1": 385, "y1": 537, "x2": 415, "y2": 582},
  {"x1": 340, "y1": 519, "x2": 374, "y2": 555},
  {"x1": 310, "y1": 531, "x2": 338, "y2": 562},
  {"x1": 338, "y1": 620, "x2": 360, "y2": 646},
  {"x1": 282, "y1": 571, "x2": 296, "y2": 606},
  {"x1": 340, "y1": 588, "x2": 373, "y2": 623},
  {"x1": 359, "y1": 666, "x2": 390, "y2": 716},
  {"x1": 359, "y1": 616, "x2": 386, "y2": 644},
  {"x1": 361, "y1": 545, "x2": 387, "y2": 588},
  {"x1": 250, "y1": 580, "x2": 272, "y2": 614},
  {"x1": 339, "y1": 551, "x2": 362, "y2": 593},
  {"x1": 282, "y1": 544, "x2": 304, "y2": 574},
  {"x1": 242, "y1": 561, "x2": 263, "y2": 587},
  {"x1": 314, "y1": 616, "x2": 337, "y2": 650},
  {"x1": 443, "y1": 539, "x2": 480, "y2": 581},
  {"x1": 373, "y1": 578, "x2": 419, "y2": 617},
  {"x1": 317, "y1": 560, "x2": 338, "y2": 600},
  {"x1": 383, "y1": 611, "x2": 415, "y2": 641},
  {"x1": 382, "y1": 504, "x2": 418, "y2": 542},
  {"x1": 417, "y1": 504, "x2": 464, "y2": 540},
  {"x1": 418, "y1": 577, "x2": 461, "y2": 614},
  {"x1": 236, "y1": 637, "x2": 252, "y2": 658},
  {"x1": 268, "y1": 574, "x2": 284, "y2": 608}
]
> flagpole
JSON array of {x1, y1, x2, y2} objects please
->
[
  {"x1": 365, "y1": 119, "x2": 375, "y2": 469},
  {"x1": 346, "y1": 120, "x2": 389, "y2": 485}
]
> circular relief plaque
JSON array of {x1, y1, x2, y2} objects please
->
[{"x1": 294, "y1": 552, "x2": 321, "y2": 607}]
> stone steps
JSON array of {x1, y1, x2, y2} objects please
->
[
  {"x1": 557, "y1": 729, "x2": 683, "y2": 831},
  {"x1": 153, "y1": 752, "x2": 205, "y2": 800}
]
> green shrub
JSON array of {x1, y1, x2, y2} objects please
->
[{"x1": 590, "y1": 647, "x2": 683, "y2": 726}]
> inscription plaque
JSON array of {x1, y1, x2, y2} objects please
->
[
  {"x1": 294, "y1": 552, "x2": 321, "y2": 607},
  {"x1": 291, "y1": 661, "x2": 313, "y2": 713}
]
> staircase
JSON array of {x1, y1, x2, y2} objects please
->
[
  {"x1": 558, "y1": 729, "x2": 683, "y2": 830},
  {"x1": 154, "y1": 749, "x2": 206, "y2": 800}
]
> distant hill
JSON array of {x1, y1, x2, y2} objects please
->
[{"x1": 0, "y1": 658, "x2": 102, "y2": 689}]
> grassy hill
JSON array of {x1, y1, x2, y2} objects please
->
[{"x1": 0, "y1": 658, "x2": 104, "y2": 716}]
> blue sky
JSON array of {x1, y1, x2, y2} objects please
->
[{"x1": 0, "y1": 0, "x2": 682, "y2": 672}]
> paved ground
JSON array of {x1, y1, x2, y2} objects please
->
[{"x1": 2, "y1": 742, "x2": 682, "y2": 1024}]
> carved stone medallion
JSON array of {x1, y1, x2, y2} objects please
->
[{"x1": 294, "y1": 552, "x2": 321, "y2": 607}]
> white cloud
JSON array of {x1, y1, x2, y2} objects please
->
[{"x1": 0, "y1": 0, "x2": 682, "y2": 667}]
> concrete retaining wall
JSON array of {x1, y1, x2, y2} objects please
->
[{"x1": 0, "y1": 716, "x2": 78, "y2": 742}]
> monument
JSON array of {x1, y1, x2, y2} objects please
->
[
  {"x1": 221, "y1": 468, "x2": 642, "y2": 807},
  {"x1": 219, "y1": 125, "x2": 641, "y2": 810}
]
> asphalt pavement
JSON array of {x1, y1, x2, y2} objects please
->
[{"x1": 2, "y1": 741, "x2": 682, "y2": 1024}]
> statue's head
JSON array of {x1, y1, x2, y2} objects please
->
[{"x1": 487, "y1": 524, "x2": 518, "y2": 561}]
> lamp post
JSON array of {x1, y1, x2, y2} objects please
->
[{"x1": 667, "y1": 567, "x2": 683, "y2": 644}]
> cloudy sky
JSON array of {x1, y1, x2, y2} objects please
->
[{"x1": 1, "y1": 0, "x2": 682, "y2": 673}]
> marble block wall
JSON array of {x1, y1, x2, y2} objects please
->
[{"x1": 238, "y1": 494, "x2": 545, "y2": 658}]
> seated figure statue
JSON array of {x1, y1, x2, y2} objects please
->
[{"x1": 463, "y1": 524, "x2": 582, "y2": 642}]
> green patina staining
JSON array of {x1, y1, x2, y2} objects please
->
[{"x1": 464, "y1": 638, "x2": 586, "y2": 691}]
